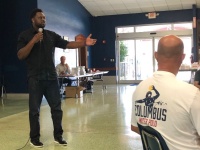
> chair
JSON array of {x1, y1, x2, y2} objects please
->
[{"x1": 137, "y1": 123, "x2": 169, "y2": 150}]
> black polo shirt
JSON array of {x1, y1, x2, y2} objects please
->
[{"x1": 17, "y1": 28, "x2": 69, "y2": 80}]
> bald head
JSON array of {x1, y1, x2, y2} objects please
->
[
  {"x1": 157, "y1": 35, "x2": 184, "y2": 58},
  {"x1": 155, "y1": 35, "x2": 185, "y2": 75},
  {"x1": 60, "y1": 56, "x2": 66, "y2": 65}
]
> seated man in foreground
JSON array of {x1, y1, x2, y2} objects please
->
[{"x1": 131, "y1": 35, "x2": 200, "y2": 149}]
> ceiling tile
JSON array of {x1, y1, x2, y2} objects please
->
[
  {"x1": 182, "y1": 4, "x2": 193, "y2": 9},
  {"x1": 138, "y1": 2, "x2": 153, "y2": 7},
  {"x1": 128, "y1": 8, "x2": 143, "y2": 14},
  {"x1": 136, "y1": 0, "x2": 153, "y2": 2},
  {"x1": 107, "y1": 0, "x2": 124, "y2": 4},
  {"x1": 112, "y1": 4, "x2": 127, "y2": 9},
  {"x1": 168, "y1": 5, "x2": 183, "y2": 10},
  {"x1": 92, "y1": 11, "x2": 105, "y2": 17},
  {"x1": 115, "y1": 9, "x2": 130, "y2": 14},
  {"x1": 180, "y1": 0, "x2": 196, "y2": 2},
  {"x1": 152, "y1": 2, "x2": 167, "y2": 6},
  {"x1": 103, "y1": 10, "x2": 118, "y2": 16},
  {"x1": 123, "y1": 0, "x2": 138, "y2": 2},
  {"x1": 98, "y1": 5, "x2": 113, "y2": 10},
  {"x1": 154, "y1": 6, "x2": 169, "y2": 11},
  {"x1": 166, "y1": 1, "x2": 182, "y2": 5},
  {"x1": 95, "y1": 1, "x2": 110, "y2": 5},
  {"x1": 78, "y1": 0, "x2": 197, "y2": 16},
  {"x1": 141, "y1": 7, "x2": 156, "y2": 13},
  {"x1": 125, "y1": 4, "x2": 141, "y2": 9}
]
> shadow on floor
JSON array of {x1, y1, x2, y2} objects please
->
[{"x1": 0, "y1": 98, "x2": 48, "y2": 119}]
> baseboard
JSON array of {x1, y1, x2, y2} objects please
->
[
  {"x1": 5, "y1": 93, "x2": 29, "y2": 99},
  {"x1": 93, "y1": 76, "x2": 117, "y2": 85}
]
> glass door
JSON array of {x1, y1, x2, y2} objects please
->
[
  {"x1": 118, "y1": 38, "x2": 155, "y2": 83},
  {"x1": 119, "y1": 40, "x2": 135, "y2": 81},
  {"x1": 135, "y1": 38, "x2": 153, "y2": 80}
]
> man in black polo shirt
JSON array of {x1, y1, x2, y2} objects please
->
[{"x1": 17, "y1": 8, "x2": 96, "y2": 148}]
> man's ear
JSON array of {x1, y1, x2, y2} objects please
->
[
  {"x1": 182, "y1": 54, "x2": 185, "y2": 61},
  {"x1": 154, "y1": 52, "x2": 158, "y2": 60},
  {"x1": 31, "y1": 18, "x2": 34, "y2": 23}
]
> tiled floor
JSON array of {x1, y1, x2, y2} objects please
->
[{"x1": 0, "y1": 84, "x2": 143, "y2": 150}]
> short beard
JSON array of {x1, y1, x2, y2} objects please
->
[{"x1": 36, "y1": 24, "x2": 45, "y2": 29}]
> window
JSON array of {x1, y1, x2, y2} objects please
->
[
  {"x1": 117, "y1": 27, "x2": 134, "y2": 33},
  {"x1": 135, "y1": 24, "x2": 171, "y2": 32},
  {"x1": 116, "y1": 22, "x2": 192, "y2": 33},
  {"x1": 173, "y1": 23, "x2": 192, "y2": 30}
]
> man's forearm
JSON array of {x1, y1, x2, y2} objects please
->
[
  {"x1": 131, "y1": 125, "x2": 140, "y2": 135},
  {"x1": 17, "y1": 40, "x2": 35, "y2": 60},
  {"x1": 66, "y1": 41, "x2": 85, "y2": 49}
]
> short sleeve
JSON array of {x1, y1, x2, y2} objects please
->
[
  {"x1": 17, "y1": 32, "x2": 26, "y2": 51},
  {"x1": 190, "y1": 90, "x2": 200, "y2": 135},
  {"x1": 53, "y1": 32, "x2": 69, "y2": 49}
]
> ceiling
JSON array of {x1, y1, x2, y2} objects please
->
[{"x1": 78, "y1": 0, "x2": 200, "y2": 17}]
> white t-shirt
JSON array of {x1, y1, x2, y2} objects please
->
[
  {"x1": 131, "y1": 71, "x2": 200, "y2": 150},
  {"x1": 56, "y1": 63, "x2": 71, "y2": 76}
]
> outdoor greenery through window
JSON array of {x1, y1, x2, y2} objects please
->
[{"x1": 119, "y1": 41, "x2": 128, "y2": 62}]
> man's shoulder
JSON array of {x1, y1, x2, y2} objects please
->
[
  {"x1": 56, "y1": 63, "x2": 61, "y2": 67},
  {"x1": 19, "y1": 28, "x2": 33, "y2": 35},
  {"x1": 44, "y1": 29, "x2": 58, "y2": 36}
]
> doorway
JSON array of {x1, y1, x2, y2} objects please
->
[
  {"x1": 117, "y1": 37, "x2": 157, "y2": 84},
  {"x1": 116, "y1": 27, "x2": 192, "y2": 84}
]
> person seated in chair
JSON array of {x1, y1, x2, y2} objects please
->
[
  {"x1": 56, "y1": 56, "x2": 75, "y2": 87},
  {"x1": 131, "y1": 35, "x2": 200, "y2": 150}
]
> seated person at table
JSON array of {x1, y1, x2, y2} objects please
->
[
  {"x1": 56, "y1": 56, "x2": 74, "y2": 86},
  {"x1": 194, "y1": 69, "x2": 200, "y2": 89}
]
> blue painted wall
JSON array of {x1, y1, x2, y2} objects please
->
[
  {"x1": 2, "y1": 0, "x2": 37, "y2": 93},
  {"x1": 38, "y1": 0, "x2": 92, "y2": 68},
  {"x1": 38, "y1": 0, "x2": 91, "y2": 39},
  {"x1": 2, "y1": 0, "x2": 91, "y2": 93},
  {"x1": 0, "y1": 0, "x2": 3, "y2": 89}
]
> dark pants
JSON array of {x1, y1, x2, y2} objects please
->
[
  {"x1": 59, "y1": 78, "x2": 72, "y2": 87},
  {"x1": 28, "y1": 78, "x2": 63, "y2": 141}
]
